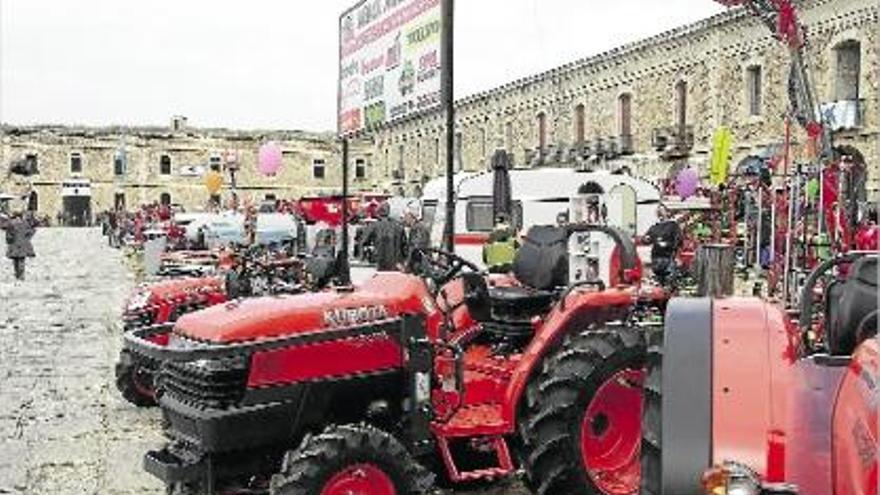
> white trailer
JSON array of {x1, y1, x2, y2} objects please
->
[{"x1": 420, "y1": 168, "x2": 661, "y2": 266}]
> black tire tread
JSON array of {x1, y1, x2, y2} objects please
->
[
  {"x1": 115, "y1": 349, "x2": 157, "y2": 407},
  {"x1": 269, "y1": 423, "x2": 435, "y2": 495},
  {"x1": 640, "y1": 327, "x2": 664, "y2": 495},
  {"x1": 519, "y1": 326, "x2": 646, "y2": 495}
]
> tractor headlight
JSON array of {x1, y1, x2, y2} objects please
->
[{"x1": 702, "y1": 463, "x2": 798, "y2": 495}]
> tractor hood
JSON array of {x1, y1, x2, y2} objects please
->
[
  {"x1": 173, "y1": 272, "x2": 431, "y2": 343},
  {"x1": 126, "y1": 276, "x2": 223, "y2": 312}
]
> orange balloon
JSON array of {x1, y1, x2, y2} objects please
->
[{"x1": 205, "y1": 171, "x2": 223, "y2": 195}]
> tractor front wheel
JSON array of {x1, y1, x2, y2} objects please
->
[
  {"x1": 519, "y1": 326, "x2": 646, "y2": 495},
  {"x1": 269, "y1": 424, "x2": 434, "y2": 495},
  {"x1": 115, "y1": 350, "x2": 157, "y2": 407}
]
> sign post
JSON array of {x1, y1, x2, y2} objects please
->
[
  {"x1": 339, "y1": 0, "x2": 447, "y2": 263},
  {"x1": 339, "y1": 138, "x2": 352, "y2": 284},
  {"x1": 441, "y1": 0, "x2": 454, "y2": 252}
]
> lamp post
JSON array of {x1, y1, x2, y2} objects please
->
[{"x1": 225, "y1": 150, "x2": 239, "y2": 210}]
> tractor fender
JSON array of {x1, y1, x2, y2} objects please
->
[
  {"x1": 657, "y1": 297, "x2": 715, "y2": 495},
  {"x1": 832, "y1": 338, "x2": 878, "y2": 495},
  {"x1": 501, "y1": 288, "x2": 633, "y2": 426},
  {"x1": 711, "y1": 298, "x2": 784, "y2": 480}
]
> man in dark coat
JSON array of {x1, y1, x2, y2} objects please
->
[
  {"x1": 363, "y1": 202, "x2": 407, "y2": 271},
  {"x1": 405, "y1": 211, "x2": 431, "y2": 259},
  {"x1": 644, "y1": 205, "x2": 683, "y2": 286},
  {"x1": 0, "y1": 211, "x2": 38, "y2": 280}
]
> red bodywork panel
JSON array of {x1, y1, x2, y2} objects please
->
[
  {"x1": 832, "y1": 339, "x2": 878, "y2": 495},
  {"x1": 174, "y1": 273, "x2": 433, "y2": 343},
  {"x1": 711, "y1": 298, "x2": 876, "y2": 495},
  {"x1": 712, "y1": 299, "x2": 797, "y2": 482},
  {"x1": 125, "y1": 276, "x2": 227, "y2": 325},
  {"x1": 247, "y1": 335, "x2": 403, "y2": 388},
  {"x1": 148, "y1": 276, "x2": 224, "y2": 301}
]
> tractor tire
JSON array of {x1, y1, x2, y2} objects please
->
[
  {"x1": 269, "y1": 424, "x2": 435, "y2": 495},
  {"x1": 639, "y1": 327, "x2": 663, "y2": 495},
  {"x1": 519, "y1": 325, "x2": 646, "y2": 495},
  {"x1": 115, "y1": 349, "x2": 157, "y2": 407}
]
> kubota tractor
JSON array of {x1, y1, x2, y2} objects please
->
[
  {"x1": 129, "y1": 223, "x2": 664, "y2": 494},
  {"x1": 116, "y1": 246, "x2": 311, "y2": 407},
  {"x1": 638, "y1": 251, "x2": 877, "y2": 495},
  {"x1": 117, "y1": 276, "x2": 228, "y2": 406}
]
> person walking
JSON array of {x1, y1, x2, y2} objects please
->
[
  {"x1": 0, "y1": 210, "x2": 38, "y2": 280},
  {"x1": 363, "y1": 202, "x2": 407, "y2": 271}
]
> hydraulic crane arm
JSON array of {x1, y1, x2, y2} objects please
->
[{"x1": 715, "y1": 0, "x2": 833, "y2": 160}]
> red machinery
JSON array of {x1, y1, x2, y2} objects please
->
[
  {"x1": 116, "y1": 276, "x2": 228, "y2": 406},
  {"x1": 640, "y1": 252, "x2": 877, "y2": 495},
  {"x1": 127, "y1": 224, "x2": 664, "y2": 494}
]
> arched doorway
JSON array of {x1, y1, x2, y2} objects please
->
[{"x1": 160, "y1": 192, "x2": 172, "y2": 206}]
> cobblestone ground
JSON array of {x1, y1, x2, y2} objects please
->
[{"x1": 0, "y1": 228, "x2": 527, "y2": 495}]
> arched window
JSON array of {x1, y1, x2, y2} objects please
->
[
  {"x1": 537, "y1": 112, "x2": 547, "y2": 153},
  {"x1": 835, "y1": 41, "x2": 861, "y2": 101},
  {"x1": 574, "y1": 104, "x2": 586, "y2": 146},
  {"x1": 675, "y1": 81, "x2": 687, "y2": 128},
  {"x1": 746, "y1": 66, "x2": 763, "y2": 116},
  {"x1": 159, "y1": 154, "x2": 172, "y2": 175},
  {"x1": 160, "y1": 192, "x2": 172, "y2": 206},
  {"x1": 618, "y1": 94, "x2": 633, "y2": 137}
]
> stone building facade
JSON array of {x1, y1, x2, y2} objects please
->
[
  {"x1": 0, "y1": 124, "x2": 374, "y2": 222},
  {"x1": 372, "y1": 0, "x2": 879, "y2": 195},
  {"x1": 2, "y1": 0, "x2": 877, "y2": 222}
]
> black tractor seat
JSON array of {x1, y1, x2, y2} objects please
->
[
  {"x1": 826, "y1": 256, "x2": 878, "y2": 355},
  {"x1": 486, "y1": 286, "x2": 556, "y2": 322}
]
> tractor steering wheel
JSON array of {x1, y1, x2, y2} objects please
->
[{"x1": 408, "y1": 248, "x2": 482, "y2": 288}]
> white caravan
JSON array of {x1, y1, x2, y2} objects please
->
[{"x1": 420, "y1": 167, "x2": 661, "y2": 266}]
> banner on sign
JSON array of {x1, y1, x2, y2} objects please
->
[{"x1": 338, "y1": 0, "x2": 443, "y2": 136}]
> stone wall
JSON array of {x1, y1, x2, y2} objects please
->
[
  {"x1": 373, "y1": 0, "x2": 879, "y2": 194},
  {"x1": 0, "y1": 126, "x2": 374, "y2": 218}
]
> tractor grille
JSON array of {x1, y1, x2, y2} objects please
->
[{"x1": 160, "y1": 355, "x2": 249, "y2": 409}]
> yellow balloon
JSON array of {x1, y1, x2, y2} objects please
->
[{"x1": 205, "y1": 171, "x2": 223, "y2": 195}]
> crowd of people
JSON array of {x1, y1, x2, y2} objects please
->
[{"x1": 97, "y1": 202, "x2": 177, "y2": 249}]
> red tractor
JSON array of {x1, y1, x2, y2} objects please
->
[
  {"x1": 116, "y1": 248, "x2": 310, "y2": 407},
  {"x1": 129, "y1": 224, "x2": 663, "y2": 494},
  {"x1": 117, "y1": 276, "x2": 228, "y2": 406},
  {"x1": 639, "y1": 251, "x2": 877, "y2": 494}
]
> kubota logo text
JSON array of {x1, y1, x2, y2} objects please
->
[{"x1": 323, "y1": 305, "x2": 390, "y2": 328}]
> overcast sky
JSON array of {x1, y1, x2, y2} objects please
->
[{"x1": 0, "y1": 0, "x2": 724, "y2": 132}]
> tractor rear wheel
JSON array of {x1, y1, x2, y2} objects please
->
[
  {"x1": 519, "y1": 326, "x2": 645, "y2": 495},
  {"x1": 115, "y1": 349, "x2": 157, "y2": 407},
  {"x1": 639, "y1": 327, "x2": 663, "y2": 495},
  {"x1": 269, "y1": 424, "x2": 434, "y2": 495}
]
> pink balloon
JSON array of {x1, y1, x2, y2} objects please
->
[
  {"x1": 258, "y1": 142, "x2": 283, "y2": 177},
  {"x1": 675, "y1": 167, "x2": 699, "y2": 199}
]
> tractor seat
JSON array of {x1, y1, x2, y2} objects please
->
[
  {"x1": 486, "y1": 286, "x2": 555, "y2": 322},
  {"x1": 826, "y1": 256, "x2": 878, "y2": 355},
  {"x1": 461, "y1": 273, "x2": 555, "y2": 329}
]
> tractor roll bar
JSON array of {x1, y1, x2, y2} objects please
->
[
  {"x1": 797, "y1": 251, "x2": 878, "y2": 331},
  {"x1": 563, "y1": 223, "x2": 639, "y2": 274}
]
